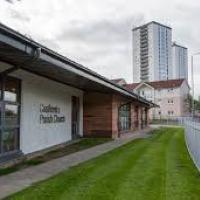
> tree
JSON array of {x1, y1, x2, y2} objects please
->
[
  {"x1": 185, "y1": 94, "x2": 200, "y2": 114},
  {"x1": 185, "y1": 94, "x2": 192, "y2": 113},
  {"x1": 194, "y1": 99, "x2": 200, "y2": 111}
]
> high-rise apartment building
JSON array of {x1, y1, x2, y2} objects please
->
[
  {"x1": 132, "y1": 21, "x2": 172, "y2": 82},
  {"x1": 172, "y1": 42, "x2": 188, "y2": 80}
]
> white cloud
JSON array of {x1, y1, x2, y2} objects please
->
[{"x1": 0, "y1": 0, "x2": 200, "y2": 97}]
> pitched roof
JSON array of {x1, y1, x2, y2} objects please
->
[
  {"x1": 148, "y1": 79, "x2": 185, "y2": 89},
  {"x1": 0, "y1": 22, "x2": 156, "y2": 107},
  {"x1": 110, "y1": 78, "x2": 126, "y2": 84},
  {"x1": 125, "y1": 79, "x2": 186, "y2": 91},
  {"x1": 125, "y1": 83, "x2": 140, "y2": 90}
]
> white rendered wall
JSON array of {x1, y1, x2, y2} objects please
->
[
  {"x1": 153, "y1": 83, "x2": 189, "y2": 118},
  {"x1": 11, "y1": 69, "x2": 83, "y2": 155},
  {"x1": 134, "y1": 81, "x2": 190, "y2": 119}
]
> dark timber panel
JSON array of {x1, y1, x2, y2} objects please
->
[{"x1": 83, "y1": 92, "x2": 113, "y2": 138}]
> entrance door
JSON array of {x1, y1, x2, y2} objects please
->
[
  {"x1": 0, "y1": 76, "x2": 20, "y2": 157},
  {"x1": 71, "y1": 96, "x2": 80, "y2": 139},
  {"x1": 118, "y1": 103, "x2": 131, "y2": 132}
]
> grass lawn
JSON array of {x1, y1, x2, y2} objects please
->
[
  {"x1": 0, "y1": 138, "x2": 111, "y2": 176},
  {"x1": 5, "y1": 128, "x2": 200, "y2": 200}
]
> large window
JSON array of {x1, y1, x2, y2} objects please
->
[
  {"x1": 119, "y1": 104, "x2": 131, "y2": 132},
  {"x1": 0, "y1": 76, "x2": 20, "y2": 155}
]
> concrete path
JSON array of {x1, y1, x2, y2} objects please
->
[{"x1": 0, "y1": 128, "x2": 151, "y2": 199}]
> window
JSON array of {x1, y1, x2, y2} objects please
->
[
  {"x1": 5, "y1": 104, "x2": 19, "y2": 127},
  {"x1": 4, "y1": 78, "x2": 20, "y2": 102},
  {"x1": 119, "y1": 104, "x2": 131, "y2": 132},
  {"x1": 142, "y1": 91, "x2": 145, "y2": 95},
  {"x1": 168, "y1": 88, "x2": 173, "y2": 92},
  {"x1": 0, "y1": 77, "x2": 20, "y2": 155},
  {"x1": 168, "y1": 111, "x2": 174, "y2": 115},
  {"x1": 2, "y1": 129, "x2": 19, "y2": 153},
  {"x1": 168, "y1": 99, "x2": 174, "y2": 104}
]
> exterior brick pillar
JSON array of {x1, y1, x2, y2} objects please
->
[
  {"x1": 138, "y1": 106, "x2": 142, "y2": 130},
  {"x1": 112, "y1": 94, "x2": 119, "y2": 138},
  {"x1": 146, "y1": 108, "x2": 150, "y2": 127},
  {"x1": 141, "y1": 107, "x2": 145, "y2": 129},
  {"x1": 130, "y1": 103, "x2": 135, "y2": 131},
  {"x1": 133, "y1": 105, "x2": 139, "y2": 130}
]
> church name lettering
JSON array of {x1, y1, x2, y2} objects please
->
[{"x1": 40, "y1": 104, "x2": 65, "y2": 124}]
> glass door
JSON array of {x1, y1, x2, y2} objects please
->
[
  {"x1": 71, "y1": 96, "x2": 80, "y2": 140},
  {"x1": 0, "y1": 76, "x2": 20, "y2": 156},
  {"x1": 119, "y1": 104, "x2": 131, "y2": 132}
]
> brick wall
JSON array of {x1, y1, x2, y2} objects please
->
[
  {"x1": 112, "y1": 94, "x2": 133, "y2": 138},
  {"x1": 131, "y1": 103, "x2": 139, "y2": 131}
]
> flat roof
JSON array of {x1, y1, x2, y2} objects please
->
[
  {"x1": 0, "y1": 23, "x2": 155, "y2": 107},
  {"x1": 172, "y1": 42, "x2": 187, "y2": 50},
  {"x1": 132, "y1": 21, "x2": 172, "y2": 31}
]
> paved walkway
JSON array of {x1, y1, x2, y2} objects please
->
[{"x1": 0, "y1": 128, "x2": 151, "y2": 199}]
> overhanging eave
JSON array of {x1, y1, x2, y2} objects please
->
[{"x1": 0, "y1": 23, "x2": 155, "y2": 108}]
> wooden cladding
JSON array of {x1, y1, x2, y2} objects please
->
[{"x1": 83, "y1": 92, "x2": 112, "y2": 137}]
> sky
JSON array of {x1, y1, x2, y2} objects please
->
[{"x1": 1, "y1": 0, "x2": 200, "y2": 98}]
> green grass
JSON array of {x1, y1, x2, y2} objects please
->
[
  {"x1": 0, "y1": 138, "x2": 111, "y2": 177},
  {"x1": 0, "y1": 166, "x2": 19, "y2": 176},
  {"x1": 5, "y1": 128, "x2": 200, "y2": 200}
]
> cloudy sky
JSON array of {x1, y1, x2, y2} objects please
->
[{"x1": 1, "y1": 0, "x2": 200, "y2": 97}]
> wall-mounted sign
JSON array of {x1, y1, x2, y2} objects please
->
[{"x1": 40, "y1": 104, "x2": 65, "y2": 124}]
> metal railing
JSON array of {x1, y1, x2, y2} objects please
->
[
  {"x1": 151, "y1": 116, "x2": 200, "y2": 172},
  {"x1": 150, "y1": 117, "x2": 186, "y2": 126},
  {"x1": 184, "y1": 118, "x2": 200, "y2": 171}
]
